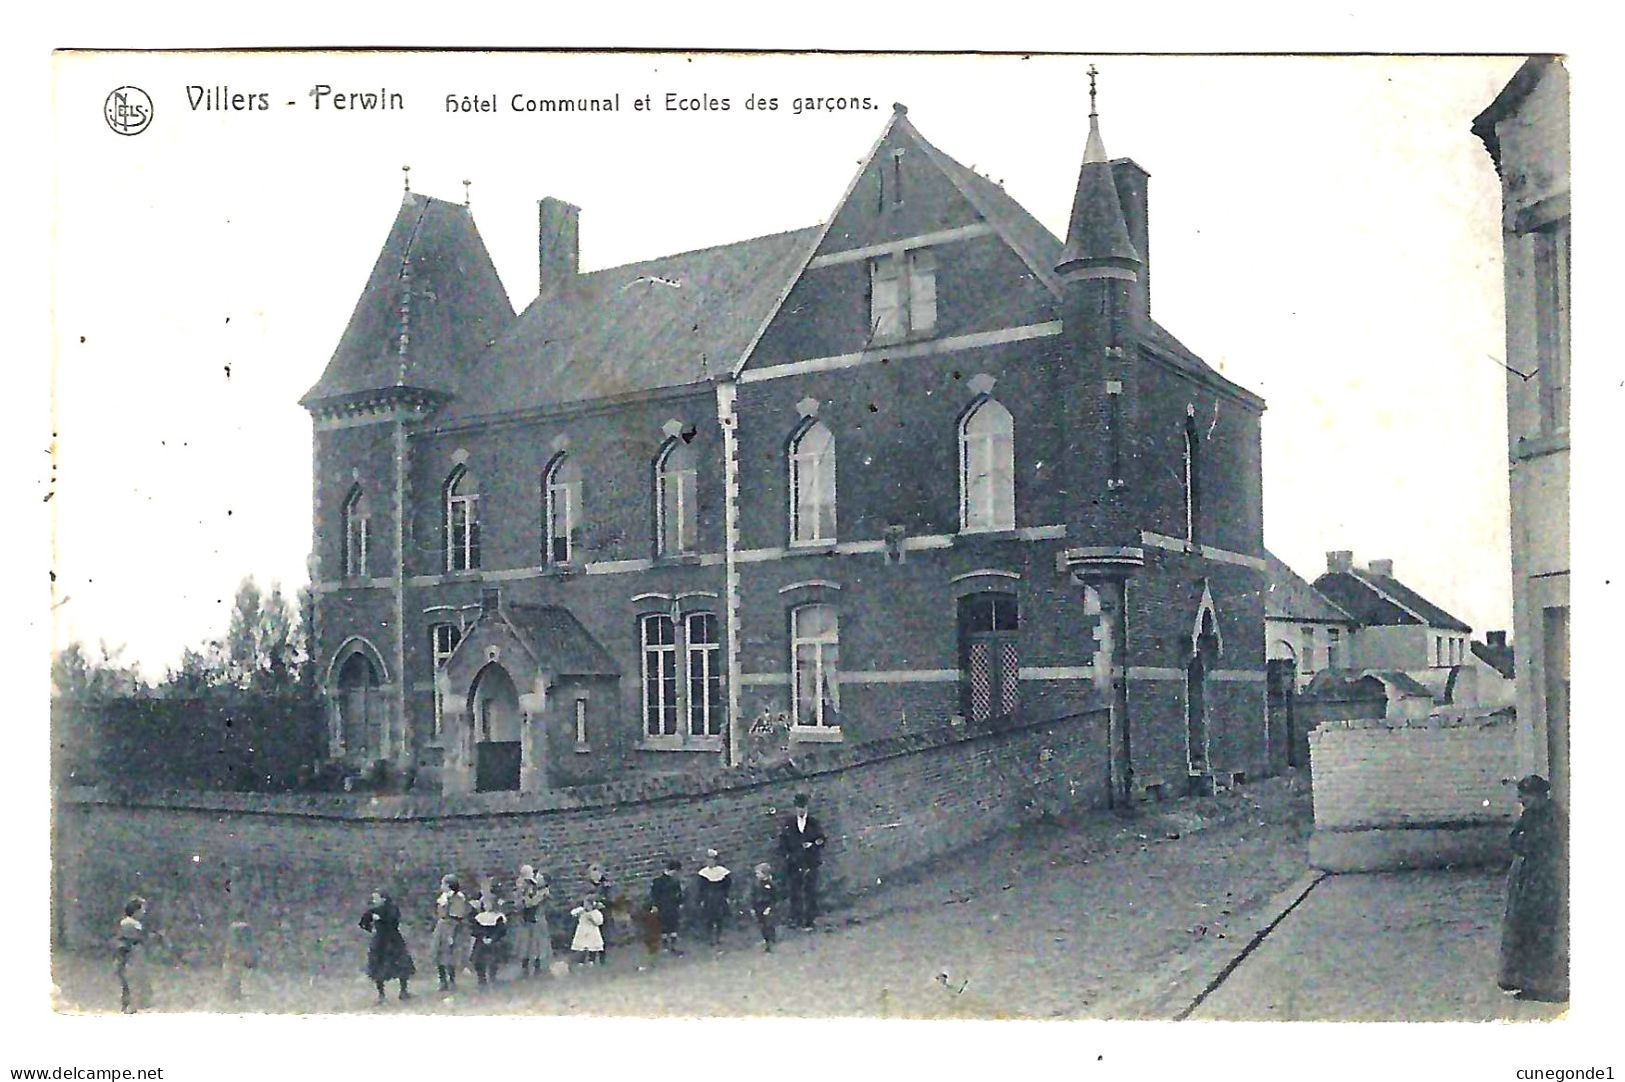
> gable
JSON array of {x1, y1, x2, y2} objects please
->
[{"x1": 739, "y1": 111, "x2": 1062, "y2": 376}]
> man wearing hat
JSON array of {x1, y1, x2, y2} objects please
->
[
  {"x1": 778, "y1": 793, "x2": 827, "y2": 929},
  {"x1": 1498, "y1": 774, "x2": 1568, "y2": 1002}
]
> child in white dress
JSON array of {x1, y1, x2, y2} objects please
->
[{"x1": 570, "y1": 894, "x2": 605, "y2": 967}]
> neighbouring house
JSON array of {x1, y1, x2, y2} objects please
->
[
  {"x1": 1265, "y1": 552, "x2": 1360, "y2": 689},
  {"x1": 301, "y1": 95, "x2": 1270, "y2": 799},
  {"x1": 1474, "y1": 57, "x2": 1570, "y2": 807},
  {"x1": 1313, "y1": 552, "x2": 1473, "y2": 673},
  {"x1": 1461, "y1": 630, "x2": 1517, "y2": 710}
]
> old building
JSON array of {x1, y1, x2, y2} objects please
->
[
  {"x1": 301, "y1": 92, "x2": 1269, "y2": 799},
  {"x1": 1314, "y1": 552, "x2": 1472, "y2": 672},
  {"x1": 1265, "y1": 551, "x2": 1360, "y2": 689},
  {"x1": 1473, "y1": 57, "x2": 1570, "y2": 807}
]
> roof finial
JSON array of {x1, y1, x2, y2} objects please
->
[
  {"x1": 1088, "y1": 63, "x2": 1099, "y2": 118},
  {"x1": 402, "y1": 164, "x2": 411, "y2": 193},
  {"x1": 463, "y1": 179, "x2": 471, "y2": 207},
  {"x1": 1082, "y1": 65, "x2": 1108, "y2": 165}
]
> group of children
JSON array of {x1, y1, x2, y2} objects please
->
[{"x1": 112, "y1": 850, "x2": 787, "y2": 1011}]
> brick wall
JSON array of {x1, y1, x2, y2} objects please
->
[
  {"x1": 57, "y1": 709, "x2": 1106, "y2": 970},
  {"x1": 1308, "y1": 714, "x2": 1518, "y2": 831}
]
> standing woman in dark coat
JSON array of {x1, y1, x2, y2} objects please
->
[
  {"x1": 1498, "y1": 774, "x2": 1568, "y2": 1002},
  {"x1": 360, "y1": 889, "x2": 415, "y2": 1004}
]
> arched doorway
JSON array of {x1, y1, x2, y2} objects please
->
[
  {"x1": 337, "y1": 651, "x2": 382, "y2": 763},
  {"x1": 470, "y1": 662, "x2": 522, "y2": 792},
  {"x1": 1186, "y1": 610, "x2": 1219, "y2": 774}
]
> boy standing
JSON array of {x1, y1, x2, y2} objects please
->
[
  {"x1": 696, "y1": 849, "x2": 733, "y2": 947},
  {"x1": 750, "y1": 864, "x2": 778, "y2": 953},
  {"x1": 647, "y1": 859, "x2": 685, "y2": 956}
]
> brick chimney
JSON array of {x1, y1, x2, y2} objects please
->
[
  {"x1": 1326, "y1": 550, "x2": 1354, "y2": 574},
  {"x1": 1110, "y1": 159, "x2": 1150, "y2": 317},
  {"x1": 1487, "y1": 630, "x2": 1507, "y2": 648},
  {"x1": 1367, "y1": 558, "x2": 1394, "y2": 577},
  {"x1": 538, "y1": 197, "x2": 580, "y2": 296}
]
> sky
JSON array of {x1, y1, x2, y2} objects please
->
[{"x1": 51, "y1": 51, "x2": 1525, "y2": 677}]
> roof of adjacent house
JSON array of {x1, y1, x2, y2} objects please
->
[
  {"x1": 500, "y1": 604, "x2": 619, "y2": 678},
  {"x1": 302, "y1": 193, "x2": 516, "y2": 407},
  {"x1": 1471, "y1": 638, "x2": 1516, "y2": 680},
  {"x1": 1264, "y1": 552, "x2": 1358, "y2": 624},
  {"x1": 1312, "y1": 570, "x2": 1472, "y2": 634}
]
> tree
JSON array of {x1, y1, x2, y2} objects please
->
[
  {"x1": 51, "y1": 639, "x2": 145, "y2": 700},
  {"x1": 158, "y1": 576, "x2": 313, "y2": 699}
]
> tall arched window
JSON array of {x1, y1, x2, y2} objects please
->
[
  {"x1": 543, "y1": 453, "x2": 581, "y2": 565},
  {"x1": 789, "y1": 420, "x2": 836, "y2": 544},
  {"x1": 1183, "y1": 415, "x2": 1201, "y2": 543},
  {"x1": 960, "y1": 398, "x2": 1015, "y2": 532},
  {"x1": 655, "y1": 438, "x2": 697, "y2": 556},
  {"x1": 342, "y1": 485, "x2": 369, "y2": 578},
  {"x1": 444, "y1": 465, "x2": 481, "y2": 572}
]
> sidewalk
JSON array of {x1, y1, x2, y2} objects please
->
[{"x1": 1190, "y1": 868, "x2": 1566, "y2": 1022}]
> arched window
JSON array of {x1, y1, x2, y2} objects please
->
[
  {"x1": 336, "y1": 650, "x2": 382, "y2": 762},
  {"x1": 444, "y1": 465, "x2": 481, "y2": 572},
  {"x1": 655, "y1": 438, "x2": 697, "y2": 556},
  {"x1": 543, "y1": 453, "x2": 581, "y2": 565},
  {"x1": 960, "y1": 398, "x2": 1015, "y2": 532},
  {"x1": 342, "y1": 485, "x2": 369, "y2": 579},
  {"x1": 1183, "y1": 415, "x2": 1201, "y2": 543},
  {"x1": 789, "y1": 420, "x2": 836, "y2": 543},
  {"x1": 792, "y1": 604, "x2": 841, "y2": 729}
]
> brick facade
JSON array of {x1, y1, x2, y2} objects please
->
[{"x1": 301, "y1": 103, "x2": 1269, "y2": 800}]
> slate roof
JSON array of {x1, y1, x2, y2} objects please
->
[
  {"x1": 1312, "y1": 570, "x2": 1472, "y2": 634},
  {"x1": 500, "y1": 604, "x2": 619, "y2": 678},
  {"x1": 439, "y1": 226, "x2": 820, "y2": 422},
  {"x1": 302, "y1": 193, "x2": 515, "y2": 407},
  {"x1": 1264, "y1": 552, "x2": 1358, "y2": 624},
  {"x1": 1471, "y1": 638, "x2": 1516, "y2": 680}
]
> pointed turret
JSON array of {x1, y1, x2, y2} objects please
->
[
  {"x1": 1055, "y1": 69, "x2": 1141, "y2": 281},
  {"x1": 300, "y1": 188, "x2": 515, "y2": 411}
]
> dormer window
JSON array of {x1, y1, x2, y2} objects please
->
[{"x1": 869, "y1": 249, "x2": 937, "y2": 343}]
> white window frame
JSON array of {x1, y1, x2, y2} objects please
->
[
  {"x1": 445, "y1": 467, "x2": 480, "y2": 573},
  {"x1": 791, "y1": 604, "x2": 841, "y2": 731},
  {"x1": 869, "y1": 249, "x2": 937, "y2": 344},
  {"x1": 640, "y1": 613, "x2": 679, "y2": 738},
  {"x1": 1183, "y1": 421, "x2": 1199, "y2": 543},
  {"x1": 686, "y1": 612, "x2": 723, "y2": 738},
  {"x1": 342, "y1": 486, "x2": 369, "y2": 579},
  {"x1": 959, "y1": 397, "x2": 1016, "y2": 533},
  {"x1": 430, "y1": 622, "x2": 461, "y2": 738},
  {"x1": 656, "y1": 439, "x2": 698, "y2": 556},
  {"x1": 1532, "y1": 223, "x2": 1570, "y2": 436},
  {"x1": 1327, "y1": 627, "x2": 1341, "y2": 670},
  {"x1": 789, "y1": 420, "x2": 837, "y2": 544},
  {"x1": 544, "y1": 453, "x2": 581, "y2": 566},
  {"x1": 573, "y1": 697, "x2": 589, "y2": 750}
]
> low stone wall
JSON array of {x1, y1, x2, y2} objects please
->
[
  {"x1": 1307, "y1": 712, "x2": 1518, "y2": 872},
  {"x1": 57, "y1": 709, "x2": 1107, "y2": 971}
]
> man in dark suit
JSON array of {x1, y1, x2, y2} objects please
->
[{"x1": 778, "y1": 792, "x2": 827, "y2": 929}]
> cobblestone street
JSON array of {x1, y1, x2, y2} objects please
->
[{"x1": 53, "y1": 773, "x2": 1316, "y2": 1019}]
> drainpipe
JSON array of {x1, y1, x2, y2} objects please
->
[{"x1": 717, "y1": 378, "x2": 744, "y2": 766}]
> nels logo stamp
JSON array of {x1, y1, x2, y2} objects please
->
[{"x1": 104, "y1": 86, "x2": 153, "y2": 135}]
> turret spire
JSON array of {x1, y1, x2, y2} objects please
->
[{"x1": 1055, "y1": 65, "x2": 1139, "y2": 280}]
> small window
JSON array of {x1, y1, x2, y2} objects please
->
[
  {"x1": 430, "y1": 623, "x2": 461, "y2": 738},
  {"x1": 792, "y1": 605, "x2": 841, "y2": 729},
  {"x1": 960, "y1": 398, "x2": 1015, "y2": 532},
  {"x1": 1183, "y1": 416, "x2": 1202, "y2": 544},
  {"x1": 655, "y1": 438, "x2": 698, "y2": 556},
  {"x1": 574, "y1": 698, "x2": 589, "y2": 748},
  {"x1": 869, "y1": 249, "x2": 937, "y2": 343},
  {"x1": 789, "y1": 420, "x2": 836, "y2": 543},
  {"x1": 641, "y1": 614, "x2": 679, "y2": 737},
  {"x1": 1327, "y1": 628, "x2": 1341, "y2": 670},
  {"x1": 543, "y1": 453, "x2": 582, "y2": 565},
  {"x1": 1435, "y1": 635, "x2": 1445, "y2": 667},
  {"x1": 342, "y1": 485, "x2": 369, "y2": 579},
  {"x1": 444, "y1": 466, "x2": 480, "y2": 572},
  {"x1": 686, "y1": 612, "x2": 723, "y2": 738},
  {"x1": 1299, "y1": 628, "x2": 1315, "y2": 676}
]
